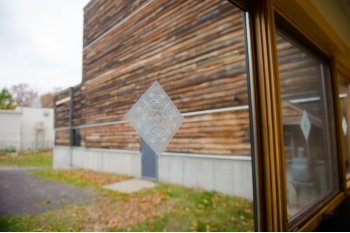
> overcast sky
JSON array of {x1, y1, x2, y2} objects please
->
[{"x1": 0, "y1": 0, "x2": 90, "y2": 94}]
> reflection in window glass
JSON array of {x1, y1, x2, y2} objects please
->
[
  {"x1": 338, "y1": 75, "x2": 350, "y2": 178},
  {"x1": 54, "y1": 0, "x2": 256, "y2": 231},
  {"x1": 160, "y1": 1, "x2": 255, "y2": 230},
  {"x1": 276, "y1": 33, "x2": 338, "y2": 221}
]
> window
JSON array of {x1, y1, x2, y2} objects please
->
[
  {"x1": 338, "y1": 74, "x2": 350, "y2": 179},
  {"x1": 276, "y1": 30, "x2": 339, "y2": 224},
  {"x1": 151, "y1": 0, "x2": 257, "y2": 230}
]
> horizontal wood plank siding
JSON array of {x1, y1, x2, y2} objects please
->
[
  {"x1": 168, "y1": 110, "x2": 251, "y2": 155},
  {"x1": 82, "y1": 0, "x2": 248, "y2": 124},
  {"x1": 81, "y1": 123, "x2": 140, "y2": 150},
  {"x1": 72, "y1": 85, "x2": 83, "y2": 126},
  {"x1": 54, "y1": 89, "x2": 70, "y2": 128},
  {"x1": 83, "y1": 0, "x2": 148, "y2": 47},
  {"x1": 55, "y1": 130, "x2": 70, "y2": 146},
  {"x1": 55, "y1": 0, "x2": 253, "y2": 155},
  {"x1": 277, "y1": 35, "x2": 320, "y2": 101}
]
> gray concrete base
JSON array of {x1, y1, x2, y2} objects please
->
[
  {"x1": 159, "y1": 153, "x2": 253, "y2": 200},
  {"x1": 103, "y1": 179, "x2": 156, "y2": 193},
  {"x1": 53, "y1": 146, "x2": 253, "y2": 200},
  {"x1": 53, "y1": 146, "x2": 72, "y2": 169},
  {"x1": 53, "y1": 146, "x2": 141, "y2": 177}
]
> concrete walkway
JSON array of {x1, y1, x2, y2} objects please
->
[
  {"x1": 0, "y1": 167, "x2": 95, "y2": 216},
  {"x1": 103, "y1": 178, "x2": 156, "y2": 194}
]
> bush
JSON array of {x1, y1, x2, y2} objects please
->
[{"x1": 0, "y1": 146, "x2": 17, "y2": 155}]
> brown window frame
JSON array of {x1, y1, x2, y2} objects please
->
[
  {"x1": 248, "y1": 0, "x2": 349, "y2": 231},
  {"x1": 335, "y1": 63, "x2": 350, "y2": 192},
  {"x1": 275, "y1": 17, "x2": 341, "y2": 230}
]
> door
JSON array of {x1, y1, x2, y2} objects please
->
[{"x1": 141, "y1": 138, "x2": 157, "y2": 180}]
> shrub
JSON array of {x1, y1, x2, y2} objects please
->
[{"x1": 0, "y1": 146, "x2": 17, "y2": 155}]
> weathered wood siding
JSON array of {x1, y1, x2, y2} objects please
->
[
  {"x1": 83, "y1": 0, "x2": 148, "y2": 47},
  {"x1": 81, "y1": 123, "x2": 140, "y2": 150},
  {"x1": 277, "y1": 35, "x2": 320, "y2": 102},
  {"x1": 82, "y1": 0, "x2": 247, "y2": 123},
  {"x1": 55, "y1": 130, "x2": 70, "y2": 146},
  {"x1": 72, "y1": 85, "x2": 83, "y2": 126},
  {"x1": 54, "y1": 89, "x2": 70, "y2": 128},
  {"x1": 55, "y1": 0, "x2": 253, "y2": 156},
  {"x1": 168, "y1": 110, "x2": 251, "y2": 155}
]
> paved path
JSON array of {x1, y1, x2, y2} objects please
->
[
  {"x1": 0, "y1": 167, "x2": 95, "y2": 216},
  {"x1": 103, "y1": 178, "x2": 156, "y2": 193}
]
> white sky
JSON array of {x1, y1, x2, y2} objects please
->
[{"x1": 0, "y1": 0, "x2": 90, "y2": 94}]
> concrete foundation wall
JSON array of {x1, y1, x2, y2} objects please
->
[
  {"x1": 159, "y1": 153, "x2": 253, "y2": 200},
  {"x1": 53, "y1": 146, "x2": 72, "y2": 169},
  {"x1": 53, "y1": 146, "x2": 141, "y2": 177},
  {"x1": 53, "y1": 146, "x2": 253, "y2": 200}
]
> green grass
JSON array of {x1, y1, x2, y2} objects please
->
[
  {"x1": 0, "y1": 151, "x2": 52, "y2": 168},
  {"x1": 32, "y1": 169, "x2": 92, "y2": 188},
  {"x1": 116, "y1": 184, "x2": 254, "y2": 232},
  {"x1": 31, "y1": 168, "x2": 130, "y2": 189},
  {"x1": 0, "y1": 216, "x2": 36, "y2": 231},
  {"x1": 0, "y1": 168, "x2": 254, "y2": 231},
  {"x1": 0, "y1": 208, "x2": 88, "y2": 231}
]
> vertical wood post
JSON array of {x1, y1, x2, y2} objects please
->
[{"x1": 250, "y1": 0, "x2": 287, "y2": 230}]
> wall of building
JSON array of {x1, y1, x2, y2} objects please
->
[
  {"x1": 53, "y1": 146, "x2": 253, "y2": 200},
  {"x1": 54, "y1": 0, "x2": 334, "y2": 201},
  {"x1": 53, "y1": 146, "x2": 141, "y2": 177},
  {"x1": 55, "y1": 0, "x2": 252, "y2": 156},
  {"x1": 0, "y1": 108, "x2": 54, "y2": 151},
  {"x1": 158, "y1": 152, "x2": 253, "y2": 199},
  {"x1": 20, "y1": 107, "x2": 54, "y2": 150},
  {"x1": 0, "y1": 109, "x2": 21, "y2": 151},
  {"x1": 53, "y1": 0, "x2": 256, "y2": 200}
]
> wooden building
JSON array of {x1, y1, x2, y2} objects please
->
[{"x1": 54, "y1": 0, "x2": 350, "y2": 231}]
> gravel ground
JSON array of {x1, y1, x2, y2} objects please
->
[{"x1": 0, "y1": 167, "x2": 95, "y2": 216}]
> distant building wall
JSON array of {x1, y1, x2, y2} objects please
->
[
  {"x1": 20, "y1": 107, "x2": 54, "y2": 150},
  {"x1": 0, "y1": 107, "x2": 54, "y2": 151},
  {"x1": 0, "y1": 109, "x2": 21, "y2": 151}
]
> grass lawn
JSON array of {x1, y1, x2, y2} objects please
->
[
  {"x1": 0, "y1": 150, "x2": 52, "y2": 168},
  {"x1": 0, "y1": 164, "x2": 254, "y2": 231}
]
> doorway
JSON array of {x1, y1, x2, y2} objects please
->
[{"x1": 141, "y1": 139, "x2": 157, "y2": 180}]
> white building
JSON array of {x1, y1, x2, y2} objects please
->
[{"x1": 0, "y1": 107, "x2": 54, "y2": 152}]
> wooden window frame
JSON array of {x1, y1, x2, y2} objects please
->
[
  {"x1": 334, "y1": 62, "x2": 350, "y2": 193},
  {"x1": 248, "y1": 0, "x2": 287, "y2": 231},
  {"x1": 276, "y1": 20, "x2": 341, "y2": 230},
  {"x1": 228, "y1": 0, "x2": 286, "y2": 231},
  {"x1": 248, "y1": 0, "x2": 349, "y2": 231}
]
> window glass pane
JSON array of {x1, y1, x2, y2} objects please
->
[
  {"x1": 338, "y1": 75, "x2": 350, "y2": 178},
  {"x1": 276, "y1": 33, "x2": 338, "y2": 221},
  {"x1": 54, "y1": 0, "x2": 257, "y2": 231}
]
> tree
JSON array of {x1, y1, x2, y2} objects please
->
[
  {"x1": 40, "y1": 92, "x2": 54, "y2": 108},
  {"x1": 10, "y1": 83, "x2": 39, "y2": 107},
  {"x1": 0, "y1": 88, "x2": 16, "y2": 110}
]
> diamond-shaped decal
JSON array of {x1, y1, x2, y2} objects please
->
[
  {"x1": 124, "y1": 81, "x2": 183, "y2": 155},
  {"x1": 342, "y1": 116, "x2": 348, "y2": 136},
  {"x1": 300, "y1": 110, "x2": 311, "y2": 141}
]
